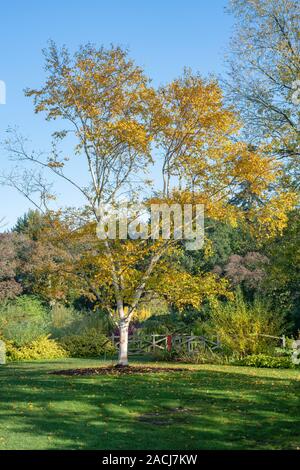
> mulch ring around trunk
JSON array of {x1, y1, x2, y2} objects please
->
[{"x1": 49, "y1": 365, "x2": 188, "y2": 376}]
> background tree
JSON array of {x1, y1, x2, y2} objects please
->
[
  {"x1": 213, "y1": 252, "x2": 269, "y2": 297},
  {"x1": 225, "y1": 0, "x2": 300, "y2": 188},
  {"x1": 13, "y1": 209, "x2": 46, "y2": 241},
  {"x1": 0, "y1": 233, "x2": 23, "y2": 301},
  {"x1": 264, "y1": 210, "x2": 300, "y2": 331}
]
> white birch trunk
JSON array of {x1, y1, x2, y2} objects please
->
[{"x1": 118, "y1": 319, "x2": 129, "y2": 366}]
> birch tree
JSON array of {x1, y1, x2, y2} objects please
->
[{"x1": 2, "y1": 43, "x2": 296, "y2": 365}]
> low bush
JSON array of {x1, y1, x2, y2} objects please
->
[
  {"x1": 177, "y1": 348, "x2": 227, "y2": 365},
  {"x1": 5, "y1": 336, "x2": 68, "y2": 361},
  {"x1": 234, "y1": 354, "x2": 295, "y2": 369},
  {"x1": 59, "y1": 329, "x2": 116, "y2": 358},
  {"x1": 153, "y1": 344, "x2": 226, "y2": 365},
  {"x1": 152, "y1": 348, "x2": 180, "y2": 362}
]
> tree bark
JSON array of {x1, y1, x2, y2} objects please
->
[{"x1": 118, "y1": 319, "x2": 129, "y2": 366}]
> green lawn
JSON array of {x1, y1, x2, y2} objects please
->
[{"x1": 0, "y1": 358, "x2": 299, "y2": 450}]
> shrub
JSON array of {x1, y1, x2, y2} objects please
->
[
  {"x1": 77, "y1": 311, "x2": 113, "y2": 336},
  {"x1": 3, "y1": 320, "x2": 48, "y2": 347},
  {"x1": 59, "y1": 329, "x2": 116, "y2": 358},
  {"x1": 50, "y1": 304, "x2": 113, "y2": 339},
  {"x1": 49, "y1": 303, "x2": 83, "y2": 339},
  {"x1": 11, "y1": 295, "x2": 47, "y2": 318},
  {"x1": 5, "y1": 336, "x2": 68, "y2": 361},
  {"x1": 152, "y1": 343, "x2": 226, "y2": 365},
  {"x1": 152, "y1": 347, "x2": 180, "y2": 362},
  {"x1": 275, "y1": 343, "x2": 300, "y2": 365},
  {"x1": 177, "y1": 348, "x2": 227, "y2": 365},
  {"x1": 139, "y1": 314, "x2": 187, "y2": 335},
  {"x1": 0, "y1": 295, "x2": 50, "y2": 346},
  {"x1": 234, "y1": 354, "x2": 295, "y2": 369},
  {"x1": 206, "y1": 290, "x2": 285, "y2": 357}
]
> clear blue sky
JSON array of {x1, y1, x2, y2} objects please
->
[{"x1": 0, "y1": 0, "x2": 233, "y2": 227}]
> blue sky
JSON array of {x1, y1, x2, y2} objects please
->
[{"x1": 0, "y1": 0, "x2": 233, "y2": 227}]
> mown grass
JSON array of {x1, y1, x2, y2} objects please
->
[{"x1": 0, "y1": 358, "x2": 299, "y2": 450}]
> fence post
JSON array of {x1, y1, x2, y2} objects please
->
[{"x1": 152, "y1": 335, "x2": 156, "y2": 352}]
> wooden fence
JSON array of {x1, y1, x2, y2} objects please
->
[
  {"x1": 111, "y1": 333, "x2": 286, "y2": 355},
  {"x1": 111, "y1": 333, "x2": 221, "y2": 355}
]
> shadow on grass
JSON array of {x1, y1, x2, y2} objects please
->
[{"x1": 0, "y1": 361, "x2": 299, "y2": 450}]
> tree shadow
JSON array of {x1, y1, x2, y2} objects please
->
[{"x1": 0, "y1": 362, "x2": 299, "y2": 450}]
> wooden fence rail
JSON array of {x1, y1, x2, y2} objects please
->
[{"x1": 111, "y1": 333, "x2": 221, "y2": 355}]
